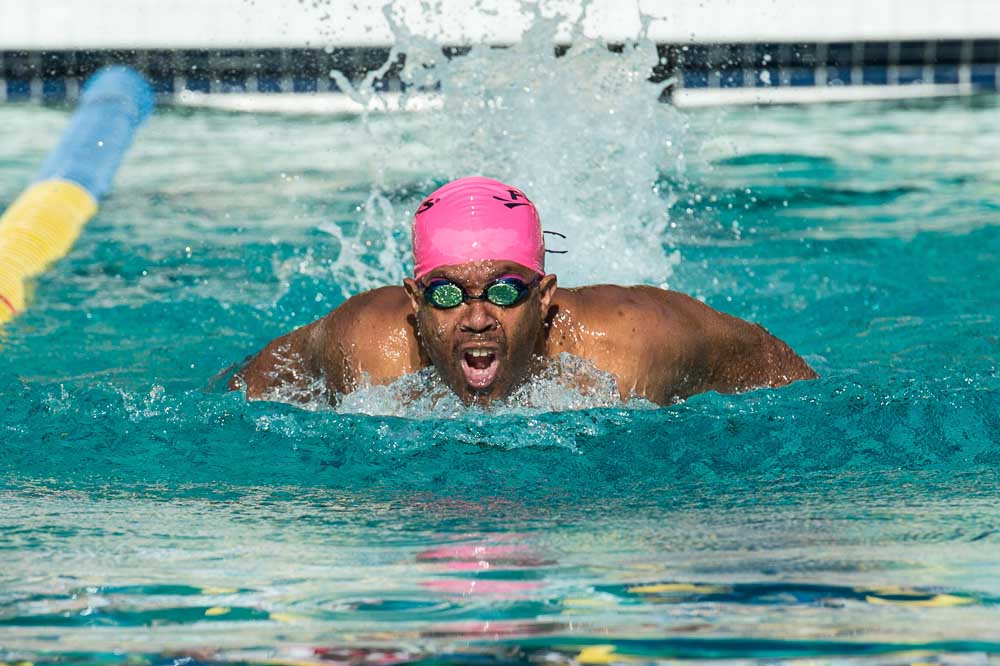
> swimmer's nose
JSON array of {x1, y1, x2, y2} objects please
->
[{"x1": 459, "y1": 300, "x2": 498, "y2": 334}]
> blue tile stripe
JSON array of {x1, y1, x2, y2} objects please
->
[{"x1": 1, "y1": 40, "x2": 998, "y2": 104}]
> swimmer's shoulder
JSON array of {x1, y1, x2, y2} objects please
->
[
  {"x1": 547, "y1": 284, "x2": 805, "y2": 401},
  {"x1": 317, "y1": 286, "x2": 411, "y2": 340},
  {"x1": 548, "y1": 285, "x2": 702, "y2": 347},
  {"x1": 552, "y1": 283, "x2": 816, "y2": 396},
  {"x1": 310, "y1": 286, "x2": 425, "y2": 391},
  {"x1": 546, "y1": 285, "x2": 704, "y2": 387}
]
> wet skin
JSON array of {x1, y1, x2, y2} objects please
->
[{"x1": 233, "y1": 260, "x2": 817, "y2": 406}]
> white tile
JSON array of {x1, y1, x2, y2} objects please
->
[{"x1": 1, "y1": 0, "x2": 999, "y2": 49}]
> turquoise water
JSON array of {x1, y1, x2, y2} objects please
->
[{"x1": 2, "y1": 41, "x2": 1000, "y2": 664}]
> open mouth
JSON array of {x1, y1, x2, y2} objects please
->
[{"x1": 460, "y1": 348, "x2": 499, "y2": 390}]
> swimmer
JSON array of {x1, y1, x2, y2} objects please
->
[{"x1": 232, "y1": 176, "x2": 816, "y2": 406}]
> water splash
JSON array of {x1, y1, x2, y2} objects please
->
[
  {"x1": 252, "y1": 350, "x2": 652, "y2": 418},
  {"x1": 336, "y1": 351, "x2": 652, "y2": 417},
  {"x1": 412, "y1": 33, "x2": 685, "y2": 288},
  {"x1": 311, "y1": 1, "x2": 687, "y2": 294}
]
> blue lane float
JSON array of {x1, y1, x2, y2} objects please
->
[{"x1": 0, "y1": 66, "x2": 154, "y2": 323}]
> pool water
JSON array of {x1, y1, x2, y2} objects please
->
[{"x1": 2, "y1": 34, "x2": 1000, "y2": 665}]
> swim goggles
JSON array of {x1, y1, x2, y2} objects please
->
[{"x1": 421, "y1": 276, "x2": 540, "y2": 309}]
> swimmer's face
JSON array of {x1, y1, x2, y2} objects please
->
[{"x1": 404, "y1": 260, "x2": 557, "y2": 406}]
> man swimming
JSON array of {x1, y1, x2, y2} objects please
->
[{"x1": 233, "y1": 176, "x2": 816, "y2": 406}]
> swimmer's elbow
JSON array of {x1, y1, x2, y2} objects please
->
[
  {"x1": 228, "y1": 345, "x2": 279, "y2": 399},
  {"x1": 226, "y1": 370, "x2": 245, "y2": 393},
  {"x1": 756, "y1": 324, "x2": 817, "y2": 386},
  {"x1": 710, "y1": 322, "x2": 817, "y2": 393},
  {"x1": 764, "y1": 353, "x2": 818, "y2": 388},
  {"x1": 227, "y1": 361, "x2": 269, "y2": 399},
  {"x1": 230, "y1": 325, "x2": 319, "y2": 400}
]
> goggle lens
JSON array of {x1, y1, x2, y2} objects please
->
[
  {"x1": 426, "y1": 282, "x2": 465, "y2": 308},
  {"x1": 484, "y1": 281, "x2": 522, "y2": 306},
  {"x1": 422, "y1": 277, "x2": 536, "y2": 309}
]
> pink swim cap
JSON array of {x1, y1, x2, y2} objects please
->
[{"x1": 412, "y1": 176, "x2": 544, "y2": 280}]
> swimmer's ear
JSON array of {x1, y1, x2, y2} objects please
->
[
  {"x1": 538, "y1": 273, "x2": 557, "y2": 315},
  {"x1": 403, "y1": 278, "x2": 422, "y2": 314}
]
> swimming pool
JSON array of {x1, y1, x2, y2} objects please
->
[{"x1": 2, "y1": 38, "x2": 999, "y2": 665}]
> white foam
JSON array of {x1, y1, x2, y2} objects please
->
[{"x1": 335, "y1": 352, "x2": 655, "y2": 418}]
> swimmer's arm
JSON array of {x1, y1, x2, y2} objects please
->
[
  {"x1": 231, "y1": 303, "x2": 363, "y2": 400},
  {"x1": 654, "y1": 290, "x2": 817, "y2": 397},
  {"x1": 705, "y1": 315, "x2": 817, "y2": 393},
  {"x1": 230, "y1": 286, "x2": 418, "y2": 401},
  {"x1": 228, "y1": 320, "x2": 325, "y2": 399}
]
